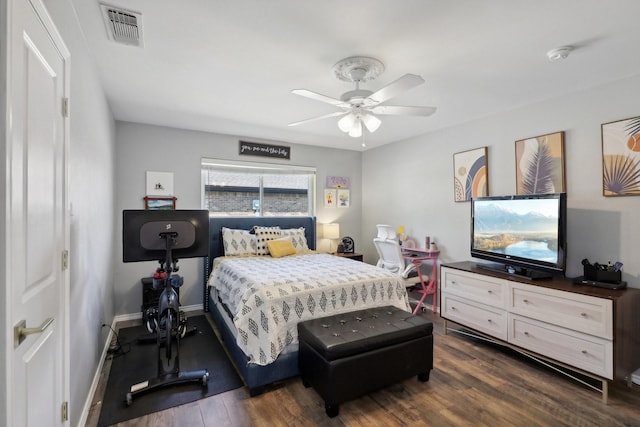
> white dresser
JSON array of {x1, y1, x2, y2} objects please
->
[{"x1": 440, "y1": 262, "x2": 640, "y2": 402}]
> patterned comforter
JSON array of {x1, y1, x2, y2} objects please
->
[{"x1": 207, "y1": 253, "x2": 410, "y2": 365}]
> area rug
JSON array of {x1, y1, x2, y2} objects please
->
[{"x1": 97, "y1": 315, "x2": 243, "y2": 427}]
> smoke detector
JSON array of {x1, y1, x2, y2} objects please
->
[
  {"x1": 547, "y1": 46, "x2": 573, "y2": 62},
  {"x1": 100, "y1": 4, "x2": 144, "y2": 47}
]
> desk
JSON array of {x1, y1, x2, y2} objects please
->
[{"x1": 402, "y1": 247, "x2": 439, "y2": 314}]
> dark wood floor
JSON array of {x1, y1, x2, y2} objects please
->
[{"x1": 86, "y1": 310, "x2": 640, "y2": 427}]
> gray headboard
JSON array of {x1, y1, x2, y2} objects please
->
[{"x1": 203, "y1": 216, "x2": 317, "y2": 310}]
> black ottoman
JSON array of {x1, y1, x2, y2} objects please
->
[{"x1": 298, "y1": 306, "x2": 433, "y2": 417}]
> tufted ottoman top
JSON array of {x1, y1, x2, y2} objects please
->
[{"x1": 297, "y1": 306, "x2": 433, "y2": 361}]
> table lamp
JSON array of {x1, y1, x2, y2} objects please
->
[{"x1": 323, "y1": 223, "x2": 340, "y2": 253}]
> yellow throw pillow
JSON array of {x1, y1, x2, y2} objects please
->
[{"x1": 267, "y1": 238, "x2": 297, "y2": 258}]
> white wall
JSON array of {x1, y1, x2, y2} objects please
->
[
  {"x1": 42, "y1": 1, "x2": 117, "y2": 424},
  {"x1": 0, "y1": 0, "x2": 8, "y2": 422},
  {"x1": 362, "y1": 75, "x2": 640, "y2": 288},
  {"x1": 114, "y1": 122, "x2": 363, "y2": 314}
]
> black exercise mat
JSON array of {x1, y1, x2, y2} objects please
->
[{"x1": 97, "y1": 315, "x2": 243, "y2": 427}]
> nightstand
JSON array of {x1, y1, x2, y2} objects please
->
[{"x1": 333, "y1": 252, "x2": 363, "y2": 262}]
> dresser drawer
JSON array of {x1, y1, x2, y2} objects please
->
[
  {"x1": 509, "y1": 314, "x2": 613, "y2": 379},
  {"x1": 442, "y1": 294, "x2": 507, "y2": 340},
  {"x1": 509, "y1": 284, "x2": 613, "y2": 339},
  {"x1": 441, "y1": 267, "x2": 507, "y2": 309}
]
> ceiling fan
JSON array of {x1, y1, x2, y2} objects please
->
[{"x1": 288, "y1": 56, "x2": 437, "y2": 138}]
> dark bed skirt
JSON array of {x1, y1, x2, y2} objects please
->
[{"x1": 208, "y1": 295, "x2": 300, "y2": 396}]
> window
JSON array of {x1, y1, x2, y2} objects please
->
[{"x1": 201, "y1": 158, "x2": 316, "y2": 216}]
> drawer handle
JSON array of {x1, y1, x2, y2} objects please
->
[
  {"x1": 487, "y1": 290, "x2": 493, "y2": 294},
  {"x1": 580, "y1": 312, "x2": 588, "y2": 317},
  {"x1": 487, "y1": 319, "x2": 492, "y2": 323},
  {"x1": 523, "y1": 299, "x2": 529, "y2": 304},
  {"x1": 581, "y1": 350, "x2": 588, "y2": 355},
  {"x1": 451, "y1": 306, "x2": 456, "y2": 311},
  {"x1": 524, "y1": 331, "x2": 530, "y2": 337}
]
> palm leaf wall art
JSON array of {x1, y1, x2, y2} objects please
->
[
  {"x1": 624, "y1": 117, "x2": 640, "y2": 140},
  {"x1": 602, "y1": 116, "x2": 640, "y2": 196},
  {"x1": 515, "y1": 131, "x2": 565, "y2": 195}
]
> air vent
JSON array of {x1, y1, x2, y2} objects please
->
[{"x1": 100, "y1": 4, "x2": 143, "y2": 47}]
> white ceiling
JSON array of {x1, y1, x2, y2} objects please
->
[{"x1": 73, "y1": 0, "x2": 640, "y2": 151}]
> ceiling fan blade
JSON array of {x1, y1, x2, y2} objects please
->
[
  {"x1": 364, "y1": 74, "x2": 425, "y2": 105},
  {"x1": 291, "y1": 89, "x2": 349, "y2": 107},
  {"x1": 370, "y1": 105, "x2": 437, "y2": 116},
  {"x1": 288, "y1": 111, "x2": 347, "y2": 127}
]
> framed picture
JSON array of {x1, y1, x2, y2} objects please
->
[
  {"x1": 146, "y1": 171, "x2": 174, "y2": 196},
  {"x1": 144, "y1": 196, "x2": 176, "y2": 210},
  {"x1": 326, "y1": 176, "x2": 350, "y2": 188},
  {"x1": 515, "y1": 131, "x2": 565, "y2": 194},
  {"x1": 323, "y1": 189, "x2": 336, "y2": 208},
  {"x1": 453, "y1": 147, "x2": 488, "y2": 202},
  {"x1": 601, "y1": 116, "x2": 640, "y2": 197},
  {"x1": 337, "y1": 189, "x2": 350, "y2": 208}
]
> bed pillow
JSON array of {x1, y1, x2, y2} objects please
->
[
  {"x1": 279, "y1": 227, "x2": 309, "y2": 253},
  {"x1": 253, "y1": 226, "x2": 281, "y2": 255},
  {"x1": 267, "y1": 238, "x2": 297, "y2": 258},
  {"x1": 221, "y1": 227, "x2": 257, "y2": 256}
]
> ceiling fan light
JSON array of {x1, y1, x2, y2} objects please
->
[
  {"x1": 338, "y1": 113, "x2": 356, "y2": 133},
  {"x1": 348, "y1": 120, "x2": 362, "y2": 138},
  {"x1": 361, "y1": 114, "x2": 381, "y2": 133}
]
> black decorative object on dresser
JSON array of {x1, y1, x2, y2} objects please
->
[{"x1": 298, "y1": 306, "x2": 433, "y2": 417}]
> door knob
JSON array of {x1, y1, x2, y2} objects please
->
[{"x1": 14, "y1": 318, "x2": 53, "y2": 348}]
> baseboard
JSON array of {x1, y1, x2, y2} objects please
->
[
  {"x1": 113, "y1": 303, "x2": 204, "y2": 323},
  {"x1": 77, "y1": 317, "x2": 117, "y2": 427},
  {"x1": 181, "y1": 303, "x2": 205, "y2": 313},
  {"x1": 78, "y1": 303, "x2": 204, "y2": 425}
]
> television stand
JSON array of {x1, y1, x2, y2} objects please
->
[
  {"x1": 440, "y1": 261, "x2": 640, "y2": 403},
  {"x1": 476, "y1": 262, "x2": 553, "y2": 280}
]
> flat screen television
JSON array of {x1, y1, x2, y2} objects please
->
[
  {"x1": 123, "y1": 210, "x2": 210, "y2": 263},
  {"x1": 470, "y1": 193, "x2": 567, "y2": 279}
]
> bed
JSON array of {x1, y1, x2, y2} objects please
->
[{"x1": 203, "y1": 216, "x2": 411, "y2": 396}]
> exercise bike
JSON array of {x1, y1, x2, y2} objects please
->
[{"x1": 126, "y1": 230, "x2": 209, "y2": 406}]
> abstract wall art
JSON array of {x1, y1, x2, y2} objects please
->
[{"x1": 453, "y1": 147, "x2": 488, "y2": 202}]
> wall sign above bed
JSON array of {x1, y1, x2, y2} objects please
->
[{"x1": 239, "y1": 141, "x2": 291, "y2": 160}]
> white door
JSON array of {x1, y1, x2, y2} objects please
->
[{"x1": 7, "y1": 0, "x2": 70, "y2": 425}]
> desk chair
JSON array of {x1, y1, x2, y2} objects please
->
[{"x1": 373, "y1": 237, "x2": 428, "y2": 308}]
